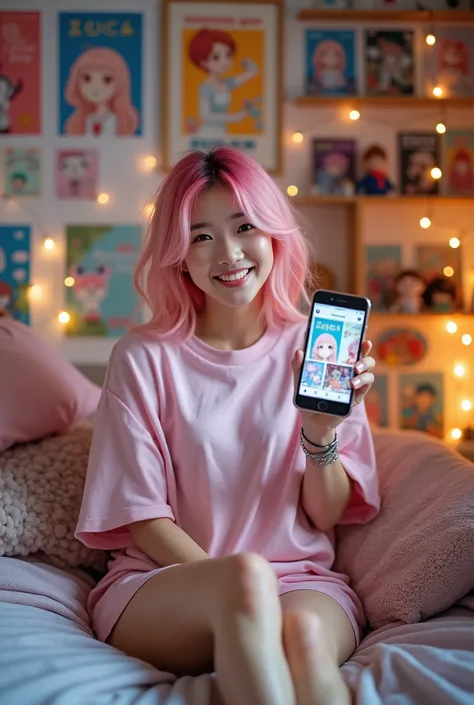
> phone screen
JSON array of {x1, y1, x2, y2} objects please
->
[{"x1": 298, "y1": 302, "x2": 366, "y2": 406}]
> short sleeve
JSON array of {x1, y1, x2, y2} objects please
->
[
  {"x1": 337, "y1": 401, "x2": 380, "y2": 525},
  {"x1": 75, "y1": 339, "x2": 174, "y2": 550}
]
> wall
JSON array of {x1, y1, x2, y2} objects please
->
[{"x1": 1, "y1": 0, "x2": 474, "y2": 436}]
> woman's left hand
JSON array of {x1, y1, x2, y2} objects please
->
[{"x1": 292, "y1": 340, "x2": 375, "y2": 446}]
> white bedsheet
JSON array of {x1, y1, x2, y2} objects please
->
[{"x1": 0, "y1": 557, "x2": 473, "y2": 705}]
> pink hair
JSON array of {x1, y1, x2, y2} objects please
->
[
  {"x1": 312, "y1": 333, "x2": 338, "y2": 362},
  {"x1": 64, "y1": 47, "x2": 138, "y2": 135},
  {"x1": 134, "y1": 147, "x2": 311, "y2": 340}
]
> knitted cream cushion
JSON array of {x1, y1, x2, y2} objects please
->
[{"x1": 0, "y1": 423, "x2": 106, "y2": 572}]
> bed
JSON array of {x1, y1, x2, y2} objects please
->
[{"x1": 1, "y1": 328, "x2": 474, "y2": 704}]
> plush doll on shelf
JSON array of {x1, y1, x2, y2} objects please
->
[
  {"x1": 389, "y1": 269, "x2": 426, "y2": 314},
  {"x1": 422, "y1": 276, "x2": 458, "y2": 313},
  {"x1": 356, "y1": 144, "x2": 395, "y2": 195}
]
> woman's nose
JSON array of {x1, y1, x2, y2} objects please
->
[{"x1": 217, "y1": 237, "x2": 243, "y2": 265}]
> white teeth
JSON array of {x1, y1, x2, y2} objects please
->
[{"x1": 217, "y1": 268, "x2": 250, "y2": 282}]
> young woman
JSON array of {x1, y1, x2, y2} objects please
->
[{"x1": 76, "y1": 147, "x2": 379, "y2": 705}]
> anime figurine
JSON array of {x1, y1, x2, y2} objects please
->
[
  {"x1": 64, "y1": 47, "x2": 138, "y2": 136},
  {"x1": 389, "y1": 270, "x2": 426, "y2": 314},
  {"x1": 188, "y1": 29, "x2": 259, "y2": 137},
  {"x1": 422, "y1": 276, "x2": 457, "y2": 313},
  {"x1": 312, "y1": 333, "x2": 338, "y2": 362},
  {"x1": 356, "y1": 145, "x2": 395, "y2": 195},
  {"x1": 437, "y1": 39, "x2": 472, "y2": 98},
  {"x1": 0, "y1": 64, "x2": 23, "y2": 134}
]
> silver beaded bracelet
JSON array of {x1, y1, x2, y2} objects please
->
[{"x1": 300, "y1": 429, "x2": 339, "y2": 467}]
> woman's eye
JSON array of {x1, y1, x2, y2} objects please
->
[
  {"x1": 192, "y1": 233, "x2": 212, "y2": 243},
  {"x1": 237, "y1": 223, "x2": 255, "y2": 233}
]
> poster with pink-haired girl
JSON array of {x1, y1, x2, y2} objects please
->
[{"x1": 59, "y1": 13, "x2": 142, "y2": 136}]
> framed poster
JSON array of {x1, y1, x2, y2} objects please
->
[
  {"x1": 65, "y1": 225, "x2": 141, "y2": 337},
  {"x1": 399, "y1": 372, "x2": 444, "y2": 439},
  {"x1": 58, "y1": 13, "x2": 143, "y2": 136},
  {"x1": 56, "y1": 149, "x2": 99, "y2": 199},
  {"x1": 162, "y1": 0, "x2": 283, "y2": 172},
  {"x1": 0, "y1": 12, "x2": 41, "y2": 134},
  {"x1": 0, "y1": 225, "x2": 31, "y2": 324},
  {"x1": 3, "y1": 148, "x2": 41, "y2": 196}
]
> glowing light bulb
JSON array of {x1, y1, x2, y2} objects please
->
[
  {"x1": 142, "y1": 155, "x2": 157, "y2": 171},
  {"x1": 444, "y1": 266, "x2": 454, "y2": 277},
  {"x1": 58, "y1": 311, "x2": 70, "y2": 325},
  {"x1": 420, "y1": 216, "x2": 431, "y2": 229},
  {"x1": 449, "y1": 237, "x2": 460, "y2": 249},
  {"x1": 446, "y1": 321, "x2": 457, "y2": 334},
  {"x1": 97, "y1": 192, "x2": 110, "y2": 205},
  {"x1": 43, "y1": 238, "x2": 55, "y2": 250},
  {"x1": 451, "y1": 428, "x2": 462, "y2": 440},
  {"x1": 462, "y1": 334, "x2": 472, "y2": 346},
  {"x1": 461, "y1": 400, "x2": 472, "y2": 412},
  {"x1": 292, "y1": 132, "x2": 304, "y2": 144},
  {"x1": 287, "y1": 185, "x2": 298, "y2": 197},
  {"x1": 349, "y1": 109, "x2": 360, "y2": 121},
  {"x1": 454, "y1": 364, "x2": 465, "y2": 377},
  {"x1": 64, "y1": 276, "x2": 75, "y2": 287},
  {"x1": 27, "y1": 284, "x2": 42, "y2": 301},
  {"x1": 432, "y1": 85, "x2": 443, "y2": 97},
  {"x1": 426, "y1": 33, "x2": 436, "y2": 46},
  {"x1": 431, "y1": 167, "x2": 442, "y2": 179},
  {"x1": 144, "y1": 203, "x2": 155, "y2": 218},
  {"x1": 436, "y1": 122, "x2": 446, "y2": 134}
]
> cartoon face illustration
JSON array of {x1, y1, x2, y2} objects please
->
[
  {"x1": 312, "y1": 333, "x2": 338, "y2": 362},
  {"x1": 79, "y1": 68, "x2": 116, "y2": 105},
  {"x1": 60, "y1": 153, "x2": 88, "y2": 179},
  {"x1": 189, "y1": 29, "x2": 236, "y2": 77},
  {"x1": 70, "y1": 264, "x2": 111, "y2": 321}
]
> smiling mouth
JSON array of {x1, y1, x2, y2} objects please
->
[{"x1": 214, "y1": 267, "x2": 255, "y2": 283}]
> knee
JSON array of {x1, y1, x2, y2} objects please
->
[{"x1": 222, "y1": 552, "x2": 278, "y2": 616}]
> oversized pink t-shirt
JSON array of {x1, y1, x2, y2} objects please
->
[{"x1": 76, "y1": 323, "x2": 379, "y2": 634}]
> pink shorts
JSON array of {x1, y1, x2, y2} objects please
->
[{"x1": 90, "y1": 565, "x2": 365, "y2": 646}]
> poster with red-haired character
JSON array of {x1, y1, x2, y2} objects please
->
[
  {"x1": 444, "y1": 130, "x2": 474, "y2": 197},
  {"x1": 0, "y1": 12, "x2": 41, "y2": 134},
  {"x1": 428, "y1": 29, "x2": 474, "y2": 98},
  {"x1": 59, "y1": 13, "x2": 142, "y2": 136},
  {"x1": 163, "y1": 0, "x2": 282, "y2": 172}
]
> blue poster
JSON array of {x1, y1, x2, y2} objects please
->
[
  {"x1": 65, "y1": 225, "x2": 141, "y2": 337},
  {"x1": 58, "y1": 12, "x2": 143, "y2": 136},
  {"x1": 305, "y1": 29, "x2": 356, "y2": 96},
  {"x1": 0, "y1": 225, "x2": 31, "y2": 324},
  {"x1": 308, "y1": 317, "x2": 343, "y2": 363}
]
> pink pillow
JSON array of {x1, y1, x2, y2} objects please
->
[
  {"x1": 0, "y1": 318, "x2": 101, "y2": 451},
  {"x1": 335, "y1": 426, "x2": 474, "y2": 629}
]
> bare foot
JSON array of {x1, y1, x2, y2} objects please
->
[{"x1": 283, "y1": 611, "x2": 351, "y2": 705}]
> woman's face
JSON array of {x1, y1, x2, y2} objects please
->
[
  {"x1": 202, "y1": 42, "x2": 234, "y2": 75},
  {"x1": 185, "y1": 186, "x2": 274, "y2": 310},
  {"x1": 80, "y1": 69, "x2": 116, "y2": 104},
  {"x1": 317, "y1": 342, "x2": 333, "y2": 359}
]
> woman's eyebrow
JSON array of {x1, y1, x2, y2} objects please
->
[{"x1": 190, "y1": 212, "x2": 245, "y2": 231}]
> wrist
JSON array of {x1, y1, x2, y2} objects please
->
[{"x1": 301, "y1": 425, "x2": 336, "y2": 448}]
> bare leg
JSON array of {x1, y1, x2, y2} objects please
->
[
  {"x1": 108, "y1": 553, "x2": 295, "y2": 705},
  {"x1": 281, "y1": 590, "x2": 354, "y2": 705}
]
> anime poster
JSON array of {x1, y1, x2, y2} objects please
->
[
  {"x1": 0, "y1": 225, "x2": 30, "y2": 324},
  {"x1": 365, "y1": 374, "x2": 388, "y2": 428},
  {"x1": 443, "y1": 130, "x2": 474, "y2": 197},
  {"x1": 58, "y1": 13, "x2": 142, "y2": 136},
  {"x1": 56, "y1": 149, "x2": 98, "y2": 199},
  {"x1": 0, "y1": 12, "x2": 41, "y2": 135},
  {"x1": 65, "y1": 225, "x2": 141, "y2": 337},
  {"x1": 399, "y1": 372, "x2": 444, "y2": 439},
  {"x1": 428, "y1": 29, "x2": 474, "y2": 98},
  {"x1": 164, "y1": 1, "x2": 281, "y2": 171},
  {"x1": 305, "y1": 29, "x2": 356, "y2": 96},
  {"x1": 365, "y1": 29, "x2": 414, "y2": 96},
  {"x1": 415, "y1": 244, "x2": 463, "y2": 311},
  {"x1": 3, "y1": 148, "x2": 41, "y2": 196},
  {"x1": 398, "y1": 132, "x2": 440, "y2": 196},
  {"x1": 365, "y1": 244, "x2": 402, "y2": 312},
  {"x1": 311, "y1": 139, "x2": 356, "y2": 196}
]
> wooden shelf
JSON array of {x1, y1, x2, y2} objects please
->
[
  {"x1": 295, "y1": 95, "x2": 474, "y2": 108},
  {"x1": 297, "y1": 9, "x2": 474, "y2": 23},
  {"x1": 294, "y1": 195, "x2": 474, "y2": 206}
]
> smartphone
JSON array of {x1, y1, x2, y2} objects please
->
[{"x1": 295, "y1": 290, "x2": 371, "y2": 417}]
